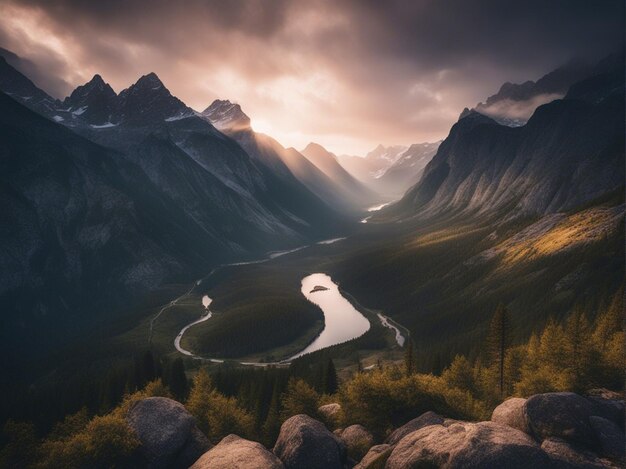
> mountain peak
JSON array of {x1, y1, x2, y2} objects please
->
[
  {"x1": 134, "y1": 72, "x2": 165, "y2": 89},
  {"x1": 202, "y1": 99, "x2": 250, "y2": 131},
  {"x1": 89, "y1": 74, "x2": 105, "y2": 85}
]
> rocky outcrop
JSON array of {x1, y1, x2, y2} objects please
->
[
  {"x1": 128, "y1": 391, "x2": 624, "y2": 469},
  {"x1": 588, "y1": 416, "x2": 625, "y2": 461},
  {"x1": 354, "y1": 444, "x2": 391, "y2": 469},
  {"x1": 318, "y1": 403, "x2": 342, "y2": 426},
  {"x1": 385, "y1": 411, "x2": 444, "y2": 445},
  {"x1": 386, "y1": 421, "x2": 551, "y2": 469},
  {"x1": 127, "y1": 397, "x2": 211, "y2": 469},
  {"x1": 273, "y1": 414, "x2": 346, "y2": 469},
  {"x1": 191, "y1": 434, "x2": 283, "y2": 469},
  {"x1": 541, "y1": 437, "x2": 616, "y2": 469},
  {"x1": 525, "y1": 392, "x2": 601, "y2": 447},
  {"x1": 491, "y1": 397, "x2": 530, "y2": 434},
  {"x1": 335, "y1": 424, "x2": 374, "y2": 461}
]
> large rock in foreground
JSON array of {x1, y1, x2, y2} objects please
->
[
  {"x1": 354, "y1": 444, "x2": 391, "y2": 469},
  {"x1": 273, "y1": 414, "x2": 346, "y2": 469},
  {"x1": 541, "y1": 437, "x2": 616, "y2": 469},
  {"x1": 491, "y1": 397, "x2": 530, "y2": 434},
  {"x1": 127, "y1": 397, "x2": 211, "y2": 469},
  {"x1": 525, "y1": 392, "x2": 597, "y2": 447},
  {"x1": 335, "y1": 424, "x2": 374, "y2": 461},
  {"x1": 191, "y1": 434, "x2": 283, "y2": 469},
  {"x1": 588, "y1": 416, "x2": 625, "y2": 461},
  {"x1": 386, "y1": 421, "x2": 551, "y2": 469},
  {"x1": 385, "y1": 411, "x2": 444, "y2": 445}
]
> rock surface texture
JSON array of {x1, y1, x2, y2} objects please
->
[
  {"x1": 385, "y1": 421, "x2": 551, "y2": 469},
  {"x1": 191, "y1": 434, "x2": 283, "y2": 469},
  {"x1": 273, "y1": 414, "x2": 346, "y2": 469},
  {"x1": 127, "y1": 397, "x2": 211, "y2": 469}
]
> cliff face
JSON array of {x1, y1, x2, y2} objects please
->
[{"x1": 393, "y1": 54, "x2": 625, "y2": 221}]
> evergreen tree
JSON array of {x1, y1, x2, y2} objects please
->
[
  {"x1": 167, "y1": 358, "x2": 188, "y2": 400},
  {"x1": 486, "y1": 304, "x2": 512, "y2": 396},
  {"x1": 138, "y1": 350, "x2": 156, "y2": 387},
  {"x1": 404, "y1": 338, "x2": 416, "y2": 376},
  {"x1": 261, "y1": 385, "x2": 281, "y2": 447},
  {"x1": 323, "y1": 359, "x2": 339, "y2": 394}
]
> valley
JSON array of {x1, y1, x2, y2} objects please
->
[{"x1": 0, "y1": 11, "x2": 623, "y2": 466}]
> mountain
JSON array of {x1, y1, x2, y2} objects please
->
[
  {"x1": 301, "y1": 142, "x2": 377, "y2": 206},
  {"x1": 374, "y1": 142, "x2": 440, "y2": 198},
  {"x1": 0, "y1": 66, "x2": 348, "y2": 361},
  {"x1": 202, "y1": 99, "x2": 251, "y2": 131},
  {"x1": 0, "y1": 59, "x2": 344, "y2": 236},
  {"x1": 0, "y1": 54, "x2": 59, "y2": 115},
  {"x1": 61, "y1": 74, "x2": 118, "y2": 126},
  {"x1": 474, "y1": 59, "x2": 592, "y2": 126},
  {"x1": 116, "y1": 72, "x2": 195, "y2": 126},
  {"x1": 391, "y1": 53, "x2": 625, "y2": 221},
  {"x1": 0, "y1": 91, "x2": 232, "y2": 358},
  {"x1": 202, "y1": 99, "x2": 376, "y2": 211},
  {"x1": 338, "y1": 144, "x2": 407, "y2": 184}
]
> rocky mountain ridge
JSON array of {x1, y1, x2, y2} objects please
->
[{"x1": 390, "y1": 53, "x2": 625, "y2": 222}]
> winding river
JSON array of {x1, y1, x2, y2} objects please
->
[
  {"x1": 159, "y1": 235, "x2": 405, "y2": 365},
  {"x1": 288, "y1": 273, "x2": 371, "y2": 359}
]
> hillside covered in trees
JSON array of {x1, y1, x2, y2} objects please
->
[{"x1": 1, "y1": 288, "x2": 622, "y2": 467}]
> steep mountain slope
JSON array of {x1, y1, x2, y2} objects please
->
[
  {"x1": 0, "y1": 60, "x2": 345, "y2": 241},
  {"x1": 0, "y1": 74, "x2": 347, "y2": 364},
  {"x1": 203, "y1": 99, "x2": 374, "y2": 211},
  {"x1": 392, "y1": 55, "x2": 624, "y2": 221},
  {"x1": 0, "y1": 92, "x2": 236, "y2": 359},
  {"x1": 301, "y1": 142, "x2": 377, "y2": 205},
  {"x1": 374, "y1": 142, "x2": 440, "y2": 198},
  {"x1": 474, "y1": 59, "x2": 592, "y2": 126},
  {"x1": 61, "y1": 74, "x2": 119, "y2": 126},
  {"x1": 0, "y1": 55, "x2": 59, "y2": 116}
]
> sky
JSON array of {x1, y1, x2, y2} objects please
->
[{"x1": 0, "y1": 0, "x2": 623, "y2": 155}]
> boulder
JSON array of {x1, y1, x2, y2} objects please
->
[
  {"x1": 336, "y1": 424, "x2": 374, "y2": 461},
  {"x1": 127, "y1": 397, "x2": 210, "y2": 469},
  {"x1": 385, "y1": 411, "x2": 444, "y2": 445},
  {"x1": 586, "y1": 389, "x2": 624, "y2": 401},
  {"x1": 525, "y1": 392, "x2": 596, "y2": 446},
  {"x1": 587, "y1": 396, "x2": 625, "y2": 429},
  {"x1": 491, "y1": 397, "x2": 530, "y2": 434},
  {"x1": 177, "y1": 427, "x2": 212, "y2": 468},
  {"x1": 588, "y1": 416, "x2": 625, "y2": 461},
  {"x1": 541, "y1": 437, "x2": 615, "y2": 469},
  {"x1": 191, "y1": 434, "x2": 283, "y2": 469},
  {"x1": 273, "y1": 414, "x2": 346, "y2": 469},
  {"x1": 386, "y1": 421, "x2": 551, "y2": 469},
  {"x1": 354, "y1": 444, "x2": 391, "y2": 469},
  {"x1": 318, "y1": 403, "x2": 342, "y2": 426}
]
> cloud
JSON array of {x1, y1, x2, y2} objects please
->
[
  {"x1": 478, "y1": 93, "x2": 566, "y2": 124},
  {"x1": 0, "y1": 0, "x2": 623, "y2": 154}
]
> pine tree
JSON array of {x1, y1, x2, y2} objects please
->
[
  {"x1": 167, "y1": 358, "x2": 188, "y2": 400},
  {"x1": 323, "y1": 359, "x2": 339, "y2": 394},
  {"x1": 261, "y1": 385, "x2": 281, "y2": 447},
  {"x1": 141, "y1": 350, "x2": 156, "y2": 385},
  {"x1": 486, "y1": 304, "x2": 512, "y2": 396},
  {"x1": 404, "y1": 338, "x2": 416, "y2": 376}
]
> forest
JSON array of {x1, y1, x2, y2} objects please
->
[{"x1": 1, "y1": 287, "x2": 622, "y2": 468}]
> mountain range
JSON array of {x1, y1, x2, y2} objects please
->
[
  {"x1": 389, "y1": 51, "x2": 625, "y2": 222},
  {"x1": 0, "y1": 55, "x2": 356, "y2": 361},
  {"x1": 202, "y1": 100, "x2": 377, "y2": 211}
]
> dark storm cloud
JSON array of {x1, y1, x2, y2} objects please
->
[{"x1": 0, "y1": 0, "x2": 623, "y2": 154}]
